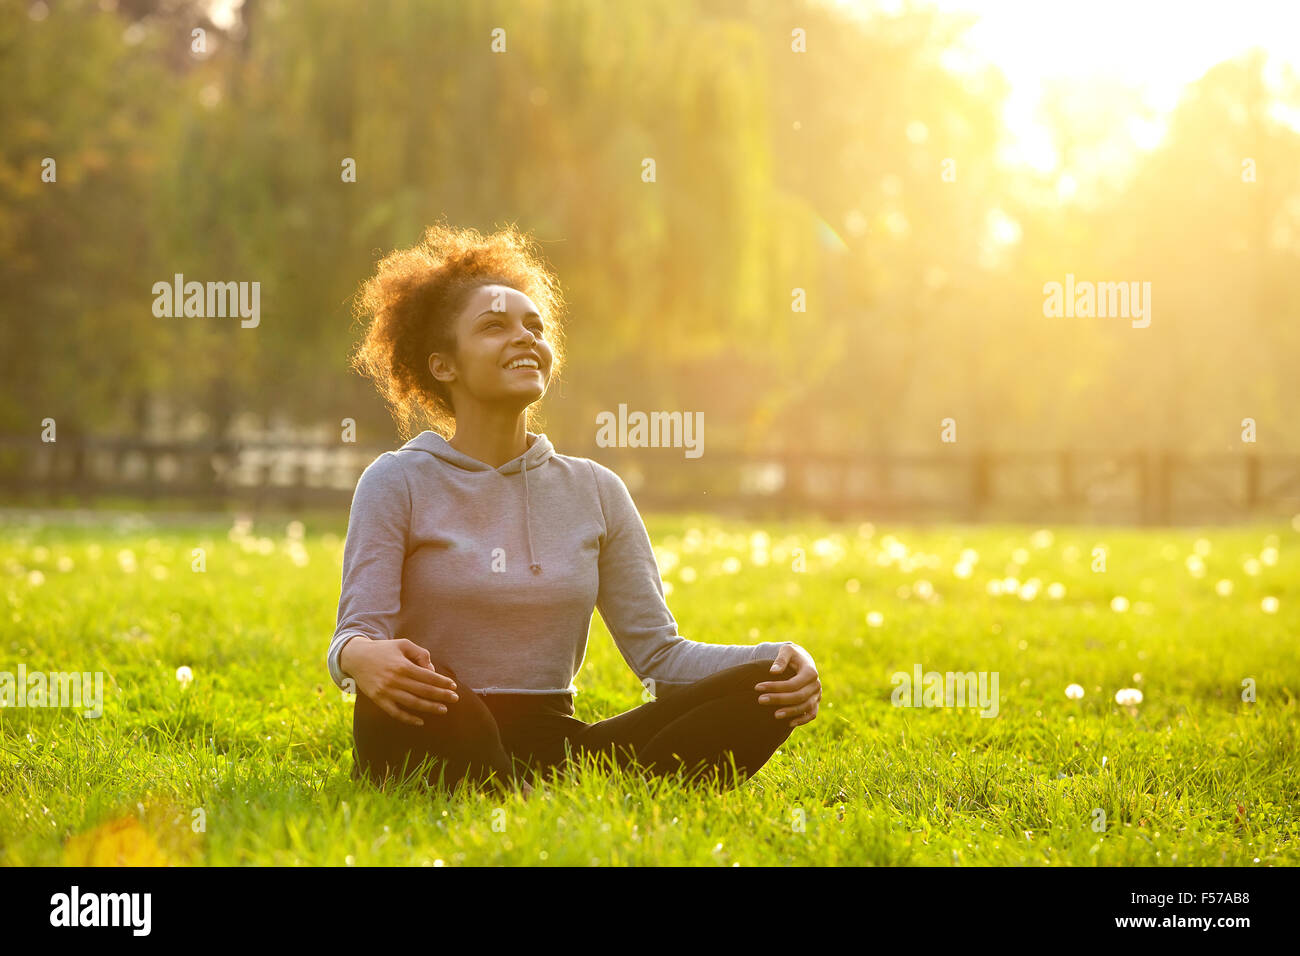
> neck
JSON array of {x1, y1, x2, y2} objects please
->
[{"x1": 447, "y1": 409, "x2": 533, "y2": 468}]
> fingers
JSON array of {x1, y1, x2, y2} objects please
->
[
  {"x1": 372, "y1": 683, "x2": 458, "y2": 727},
  {"x1": 387, "y1": 687, "x2": 449, "y2": 719},
  {"x1": 754, "y1": 652, "x2": 809, "y2": 693},
  {"x1": 376, "y1": 695, "x2": 427, "y2": 727},
  {"x1": 756, "y1": 677, "x2": 822, "y2": 708},
  {"x1": 772, "y1": 694, "x2": 817, "y2": 718},
  {"x1": 394, "y1": 673, "x2": 460, "y2": 705},
  {"x1": 766, "y1": 644, "x2": 793, "y2": 675},
  {"x1": 782, "y1": 696, "x2": 822, "y2": 727},
  {"x1": 397, "y1": 638, "x2": 445, "y2": 677},
  {"x1": 398, "y1": 659, "x2": 457, "y2": 690}
]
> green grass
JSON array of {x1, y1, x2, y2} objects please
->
[{"x1": 1, "y1": 509, "x2": 1297, "y2": 865}]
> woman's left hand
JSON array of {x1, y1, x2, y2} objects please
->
[{"x1": 754, "y1": 642, "x2": 821, "y2": 728}]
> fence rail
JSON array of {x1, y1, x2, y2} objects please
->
[{"x1": 1, "y1": 435, "x2": 1298, "y2": 524}]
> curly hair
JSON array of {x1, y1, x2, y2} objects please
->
[{"x1": 349, "y1": 220, "x2": 567, "y2": 441}]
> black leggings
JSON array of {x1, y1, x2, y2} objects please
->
[{"x1": 351, "y1": 658, "x2": 798, "y2": 794}]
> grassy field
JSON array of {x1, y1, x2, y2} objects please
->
[{"x1": 1, "y1": 508, "x2": 1297, "y2": 866}]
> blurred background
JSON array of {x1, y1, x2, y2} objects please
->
[{"x1": 3, "y1": 0, "x2": 1299, "y2": 523}]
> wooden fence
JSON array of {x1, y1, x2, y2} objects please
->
[{"x1": 1, "y1": 435, "x2": 1298, "y2": 524}]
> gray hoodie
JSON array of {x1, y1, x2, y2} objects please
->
[{"x1": 327, "y1": 430, "x2": 787, "y2": 696}]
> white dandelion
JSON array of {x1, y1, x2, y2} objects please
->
[
  {"x1": 1065, "y1": 684, "x2": 1085, "y2": 700},
  {"x1": 1114, "y1": 688, "x2": 1143, "y2": 706}
]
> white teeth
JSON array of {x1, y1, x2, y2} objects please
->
[{"x1": 506, "y1": 359, "x2": 539, "y2": 370}]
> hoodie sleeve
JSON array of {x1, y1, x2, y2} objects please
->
[
  {"x1": 589, "y1": 460, "x2": 789, "y2": 695},
  {"x1": 326, "y1": 452, "x2": 411, "y2": 690}
]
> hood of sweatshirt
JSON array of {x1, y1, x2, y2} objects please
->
[{"x1": 397, "y1": 430, "x2": 556, "y2": 574}]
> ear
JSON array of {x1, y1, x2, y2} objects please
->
[{"x1": 428, "y1": 352, "x2": 456, "y2": 384}]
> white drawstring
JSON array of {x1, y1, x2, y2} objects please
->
[{"x1": 522, "y1": 454, "x2": 541, "y2": 574}]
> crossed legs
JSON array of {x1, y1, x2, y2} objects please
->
[{"x1": 351, "y1": 659, "x2": 799, "y2": 795}]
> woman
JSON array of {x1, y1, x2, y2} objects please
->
[{"x1": 329, "y1": 222, "x2": 822, "y2": 797}]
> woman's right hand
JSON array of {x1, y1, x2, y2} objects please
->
[{"x1": 339, "y1": 636, "x2": 459, "y2": 727}]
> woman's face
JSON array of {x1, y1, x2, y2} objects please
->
[{"x1": 429, "y1": 284, "x2": 553, "y2": 410}]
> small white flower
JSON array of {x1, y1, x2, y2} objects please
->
[
  {"x1": 176, "y1": 666, "x2": 194, "y2": 688},
  {"x1": 1065, "y1": 683, "x2": 1084, "y2": 699},
  {"x1": 1115, "y1": 687, "x2": 1143, "y2": 706},
  {"x1": 1261, "y1": 596, "x2": 1279, "y2": 614},
  {"x1": 1110, "y1": 596, "x2": 1130, "y2": 613},
  {"x1": 866, "y1": 611, "x2": 884, "y2": 628},
  {"x1": 1047, "y1": 582, "x2": 1066, "y2": 600}
]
